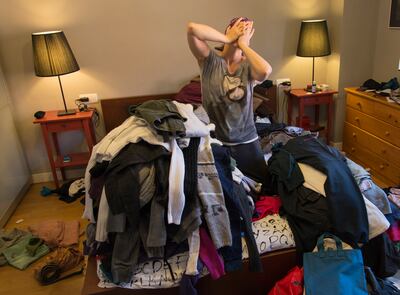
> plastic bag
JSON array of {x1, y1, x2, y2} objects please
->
[{"x1": 268, "y1": 266, "x2": 303, "y2": 295}]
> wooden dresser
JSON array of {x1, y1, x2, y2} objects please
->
[{"x1": 343, "y1": 87, "x2": 400, "y2": 187}]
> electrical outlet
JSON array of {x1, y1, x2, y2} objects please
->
[{"x1": 79, "y1": 93, "x2": 98, "y2": 104}]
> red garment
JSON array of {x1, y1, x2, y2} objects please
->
[
  {"x1": 253, "y1": 196, "x2": 282, "y2": 222},
  {"x1": 387, "y1": 220, "x2": 400, "y2": 242},
  {"x1": 174, "y1": 81, "x2": 202, "y2": 104},
  {"x1": 199, "y1": 227, "x2": 225, "y2": 280}
]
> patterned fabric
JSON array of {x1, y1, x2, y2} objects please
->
[{"x1": 96, "y1": 214, "x2": 295, "y2": 289}]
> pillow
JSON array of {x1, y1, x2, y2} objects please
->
[{"x1": 174, "y1": 81, "x2": 202, "y2": 104}]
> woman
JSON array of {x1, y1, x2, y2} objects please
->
[{"x1": 187, "y1": 17, "x2": 272, "y2": 185}]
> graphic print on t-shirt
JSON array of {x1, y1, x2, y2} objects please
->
[{"x1": 222, "y1": 75, "x2": 247, "y2": 101}]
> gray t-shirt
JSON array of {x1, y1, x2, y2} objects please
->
[{"x1": 200, "y1": 50, "x2": 258, "y2": 144}]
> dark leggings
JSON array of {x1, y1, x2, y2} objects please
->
[{"x1": 227, "y1": 139, "x2": 269, "y2": 185}]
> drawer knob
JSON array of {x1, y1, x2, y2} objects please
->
[
  {"x1": 352, "y1": 132, "x2": 356, "y2": 137},
  {"x1": 379, "y1": 164, "x2": 384, "y2": 170},
  {"x1": 355, "y1": 117, "x2": 360, "y2": 121},
  {"x1": 382, "y1": 149, "x2": 387, "y2": 154},
  {"x1": 356, "y1": 102, "x2": 362, "y2": 107},
  {"x1": 388, "y1": 114, "x2": 392, "y2": 118},
  {"x1": 351, "y1": 147, "x2": 355, "y2": 152},
  {"x1": 385, "y1": 131, "x2": 390, "y2": 136}
]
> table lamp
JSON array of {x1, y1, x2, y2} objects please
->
[
  {"x1": 296, "y1": 20, "x2": 331, "y2": 86},
  {"x1": 32, "y1": 31, "x2": 80, "y2": 116}
]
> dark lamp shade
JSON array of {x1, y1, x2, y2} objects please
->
[
  {"x1": 32, "y1": 31, "x2": 79, "y2": 77},
  {"x1": 296, "y1": 20, "x2": 331, "y2": 57}
]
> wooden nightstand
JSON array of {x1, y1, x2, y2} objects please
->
[
  {"x1": 287, "y1": 89, "x2": 337, "y2": 143},
  {"x1": 33, "y1": 110, "x2": 96, "y2": 188}
]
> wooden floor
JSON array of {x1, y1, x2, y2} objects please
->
[{"x1": 0, "y1": 182, "x2": 88, "y2": 295}]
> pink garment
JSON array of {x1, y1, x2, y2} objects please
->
[
  {"x1": 252, "y1": 196, "x2": 282, "y2": 222},
  {"x1": 28, "y1": 220, "x2": 80, "y2": 248},
  {"x1": 387, "y1": 220, "x2": 400, "y2": 242},
  {"x1": 199, "y1": 227, "x2": 225, "y2": 280}
]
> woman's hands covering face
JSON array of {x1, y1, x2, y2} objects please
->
[
  {"x1": 238, "y1": 21, "x2": 254, "y2": 47},
  {"x1": 225, "y1": 17, "x2": 245, "y2": 43}
]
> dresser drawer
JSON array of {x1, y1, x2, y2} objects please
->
[
  {"x1": 343, "y1": 140, "x2": 400, "y2": 185},
  {"x1": 345, "y1": 153, "x2": 394, "y2": 187},
  {"x1": 374, "y1": 102, "x2": 400, "y2": 128},
  {"x1": 346, "y1": 107, "x2": 400, "y2": 147},
  {"x1": 346, "y1": 92, "x2": 375, "y2": 114},
  {"x1": 343, "y1": 122, "x2": 400, "y2": 168},
  {"x1": 46, "y1": 120, "x2": 83, "y2": 132}
]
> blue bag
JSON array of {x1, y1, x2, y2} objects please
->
[{"x1": 303, "y1": 233, "x2": 368, "y2": 295}]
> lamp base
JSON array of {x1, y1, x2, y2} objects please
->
[{"x1": 57, "y1": 109, "x2": 76, "y2": 116}]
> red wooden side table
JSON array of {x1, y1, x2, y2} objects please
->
[
  {"x1": 287, "y1": 89, "x2": 337, "y2": 143},
  {"x1": 33, "y1": 110, "x2": 96, "y2": 188}
]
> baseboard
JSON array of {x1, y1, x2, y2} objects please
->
[
  {"x1": 32, "y1": 168, "x2": 86, "y2": 184},
  {"x1": 330, "y1": 141, "x2": 343, "y2": 150},
  {"x1": 32, "y1": 172, "x2": 58, "y2": 183},
  {"x1": 0, "y1": 177, "x2": 32, "y2": 228}
]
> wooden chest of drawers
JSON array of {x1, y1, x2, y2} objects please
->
[{"x1": 343, "y1": 88, "x2": 400, "y2": 186}]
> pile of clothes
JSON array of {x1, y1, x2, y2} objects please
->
[
  {"x1": 0, "y1": 220, "x2": 84, "y2": 285},
  {"x1": 84, "y1": 98, "x2": 400, "y2": 293},
  {"x1": 358, "y1": 77, "x2": 400, "y2": 104},
  {"x1": 83, "y1": 100, "x2": 268, "y2": 291},
  {"x1": 260, "y1": 128, "x2": 400, "y2": 283}
]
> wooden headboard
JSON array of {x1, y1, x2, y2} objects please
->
[
  {"x1": 100, "y1": 93, "x2": 176, "y2": 133},
  {"x1": 100, "y1": 86, "x2": 277, "y2": 133}
]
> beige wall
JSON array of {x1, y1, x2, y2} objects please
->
[
  {"x1": 0, "y1": 62, "x2": 30, "y2": 225},
  {"x1": 334, "y1": 0, "x2": 379, "y2": 142},
  {"x1": 0, "y1": 0, "x2": 334, "y2": 177},
  {"x1": 373, "y1": 0, "x2": 400, "y2": 80}
]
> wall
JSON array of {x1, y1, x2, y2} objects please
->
[
  {"x1": 0, "y1": 0, "x2": 334, "y2": 178},
  {"x1": 373, "y1": 0, "x2": 400, "y2": 81},
  {"x1": 334, "y1": 0, "x2": 379, "y2": 142},
  {"x1": 0, "y1": 61, "x2": 31, "y2": 226}
]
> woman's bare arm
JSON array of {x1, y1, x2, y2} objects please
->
[
  {"x1": 187, "y1": 20, "x2": 244, "y2": 62},
  {"x1": 238, "y1": 23, "x2": 272, "y2": 82}
]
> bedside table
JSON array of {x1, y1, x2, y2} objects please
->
[
  {"x1": 287, "y1": 89, "x2": 337, "y2": 143},
  {"x1": 33, "y1": 110, "x2": 96, "y2": 188}
]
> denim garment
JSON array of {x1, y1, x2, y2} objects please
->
[{"x1": 213, "y1": 145, "x2": 262, "y2": 272}]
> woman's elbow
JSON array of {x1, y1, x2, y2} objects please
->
[
  {"x1": 265, "y1": 65, "x2": 272, "y2": 79},
  {"x1": 256, "y1": 66, "x2": 272, "y2": 82}
]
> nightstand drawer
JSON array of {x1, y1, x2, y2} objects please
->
[
  {"x1": 302, "y1": 95, "x2": 331, "y2": 105},
  {"x1": 347, "y1": 92, "x2": 375, "y2": 114},
  {"x1": 343, "y1": 122, "x2": 400, "y2": 168},
  {"x1": 346, "y1": 107, "x2": 400, "y2": 147},
  {"x1": 46, "y1": 120, "x2": 83, "y2": 132}
]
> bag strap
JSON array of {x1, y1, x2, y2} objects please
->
[{"x1": 316, "y1": 233, "x2": 343, "y2": 252}]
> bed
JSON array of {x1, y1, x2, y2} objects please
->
[{"x1": 81, "y1": 92, "x2": 298, "y2": 295}]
